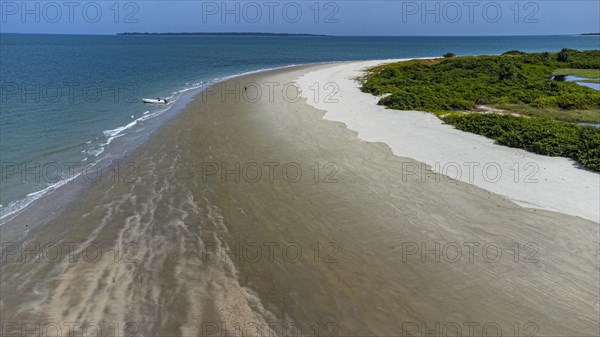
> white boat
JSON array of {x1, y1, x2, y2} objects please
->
[{"x1": 143, "y1": 98, "x2": 168, "y2": 104}]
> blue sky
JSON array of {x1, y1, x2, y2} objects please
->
[{"x1": 1, "y1": 1, "x2": 599, "y2": 35}]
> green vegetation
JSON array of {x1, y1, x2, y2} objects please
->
[
  {"x1": 361, "y1": 49, "x2": 600, "y2": 171},
  {"x1": 502, "y1": 50, "x2": 526, "y2": 56},
  {"x1": 444, "y1": 114, "x2": 600, "y2": 171},
  {"x1": 443, "y1": 52, "x2": 456, "y2": 58},
  {"x1": 363, "y1": 49, "x2": 600, "y2": 114}
]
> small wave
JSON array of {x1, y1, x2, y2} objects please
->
[
  {"x1": 103, "y1": 119, "x2": 139, "y2": 139},
  {"x1": 178, "y1": 82, "x2": 204, "y2": 94},
  {"x1": 1, "y1": 63, "x2": 306, "y2": 226},
  {"x1": 0, "y1": 162, "x2": 95, "y2": 223},
  {"x1": 85, "y1": 147, "x2": 105, "y2": 157},
  {"x1": 220, "y1": 64, "x2": 302, "y2": 81}
]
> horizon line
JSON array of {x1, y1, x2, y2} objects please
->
[{"x1": 2, "y1": 32, "x2": 599, "y2": 37}]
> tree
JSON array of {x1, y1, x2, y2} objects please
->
[
  {"x1": 443, "y1": 52, "x2": 456, "y2": 58},
  {"x1": 557, "y1": 48, "x2": 576, "y2": 62},
  {"x1": 502, "y1": 50, "x2": 525, "y2": 56},
  {"x1": 498, "y1": 60, "x2": 520, "y2": 81},
  {"x1": 541, "y1": 52, "x2": 552, "y2": 60}
]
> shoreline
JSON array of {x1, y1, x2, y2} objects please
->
[
  {"x1": 297, "y1": 59, "x2": 600, "y2": 222},
  {"x1": 1, "y1": 61, "x2": 598, "y2": 335},
  {"x1": 0, "y1": 58, "x2": 420, "y2": 230},
  {"x1": 0, "y1": 61, "x2": 342, "y2": 228},
  {"x1": 7, "y1": 52, "x2": 592, "y2": 226}
]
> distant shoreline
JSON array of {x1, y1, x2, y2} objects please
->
[
  {"x1": 116, "y1": 32, "x2": 328, "y2": 37},
  {"x1": 1, "y1": 32, "x2": 596, "y2": 37}
]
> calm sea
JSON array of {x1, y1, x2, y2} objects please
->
[{"x1": 1, "y1": 34, "x2": 599, "y2": 221}]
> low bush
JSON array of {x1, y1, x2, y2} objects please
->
[
  {"x1": 362, "y1": 50, "x2": 600, "y2": 114},
  {"x1": 443, "y1": 113, "x2": 600, "y2": 171}
]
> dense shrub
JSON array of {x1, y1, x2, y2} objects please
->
[
  {"x1": 362, "y1": 50, "x2": 600, "y2": 113},
  {"x1": 443, "y1": 114, "x2": 600, "y2": 171},
  {"x1": 502, "y1": 50, "x2": 526, "y2": 55},
  {"x1": 577, "y1": 127, "x2": 600, "y2": 170},
  {"x1": 443, "y1": 52, "x2": 456, "y2": 58},
  {"x1": 557, "y1": 48, "x2": 576, "y2": 62}
]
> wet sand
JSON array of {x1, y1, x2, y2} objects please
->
[{"x1": 1, "y1": 64, "x2": 598, "y2": 336}]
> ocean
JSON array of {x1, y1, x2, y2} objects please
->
[{"x1": 1, "y1": 33, "x2": 599, "y2": 222}]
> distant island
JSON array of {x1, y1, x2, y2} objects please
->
[
  {"x1": 580, "y1": 33, "x2": 600, "y2": 36},
  {"x1": 117, "y1": 32, "x2": 327, "y2": 37}
]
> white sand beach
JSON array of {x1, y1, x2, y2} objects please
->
[{"x1": 297, "y1": 60, "x2": 600, "y2": 222}]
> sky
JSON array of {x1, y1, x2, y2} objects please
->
[{"x1": 0, "y1": 0, "x2": 599, "y2": 36}]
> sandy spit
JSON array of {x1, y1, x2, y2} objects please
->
[
  {"x1": 1, "y1": 63, "x2": 598, "y2": 336},
  {"x1": 297, "y1": 59, "x2": 600, "y2": 223}
]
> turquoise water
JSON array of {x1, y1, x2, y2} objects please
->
[{"x1": 1, "y1": 34, "x2": 599, "y2": 220}]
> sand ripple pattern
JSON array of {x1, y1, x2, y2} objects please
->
[{"x1": 2, "y1": 148, "x2": 278, "y2": 336}]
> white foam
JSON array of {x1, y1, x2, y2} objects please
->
[{"x1": 0, "y1": 162, "x2": 97, "y2": 223}]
